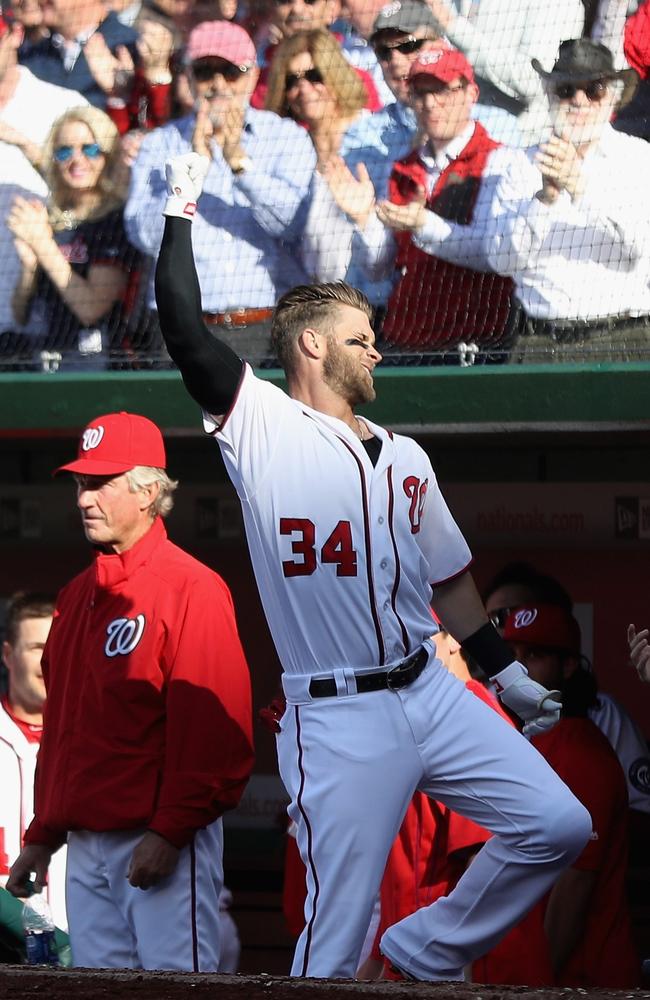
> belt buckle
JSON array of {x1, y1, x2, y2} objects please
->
[{"x1": 386, "y1": 653, "x2": 414, "y2": 690}]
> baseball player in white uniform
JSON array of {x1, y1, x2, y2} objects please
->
[
  {"x1": 154, "y1": 153, "x2": 592, "y2": 981},
  {"x1": 0, "y1": 593, "x2": 67, "y2": 932}
]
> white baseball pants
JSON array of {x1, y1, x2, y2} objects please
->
[
  {"x1": 65, "y1": 821, "x2": 224, "y2": 970},
  {"x1": 277, "y1": 654, "x2": 592, "y2": 980}
]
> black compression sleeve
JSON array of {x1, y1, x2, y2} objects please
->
[
  {"x1": 461, "y1": 622, "x2": 515, "y2": 678},
  {"x1": 154, "y1": 216, "x2": 244, "y2": 414}
]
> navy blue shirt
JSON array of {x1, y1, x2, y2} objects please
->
[
  {"x1": 19, "y1": 13, "x2": 138, "y2": 109},
  {"x1": 24, "y1": 208, "x2": 139, "y2": 352}
]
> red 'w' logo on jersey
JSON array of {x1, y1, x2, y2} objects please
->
[{"x1": 403, "y1": 477, "x2": 428, "y2": 534}]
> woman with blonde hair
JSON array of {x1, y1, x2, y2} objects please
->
[
  {"x1": 265, "y1": 29, "x2": 368, "y2": 166},
  {"x1": 7, "y1": 105, "x2": 139, "y2": 370}
]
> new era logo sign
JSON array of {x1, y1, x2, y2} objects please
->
[{"x1": 82, "y1": 426, "x2": 104, "y2": 451}]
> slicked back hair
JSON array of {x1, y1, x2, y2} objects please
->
[
  {"x1": 4, "y1": 592, "x2": 55, "y2": 647},
  {"x1": 271, "y1": 281, "x2": 373, "y2": 377}
]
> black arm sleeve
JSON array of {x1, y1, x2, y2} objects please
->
[
  {"x1": 154, "y1": 216, "x2": 244, "y2": 415},
  {"x1": 461, "y1": 621, "x2": 515, "y2": 678}
]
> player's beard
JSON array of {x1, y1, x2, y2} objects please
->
[{"x1": 322, "y1": 337, "x2": 376, "y2": 406}]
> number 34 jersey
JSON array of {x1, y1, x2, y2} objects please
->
[{"x1": 208, "y1": 365, "x2": 472, "y2": 676}]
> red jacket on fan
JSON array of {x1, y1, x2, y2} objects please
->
[
  {"x1": 106, "y1": 69, "x2": 172, "y2": 134},
  {"x1": 624, "y1": 0, "x2": 650, "y2": 80},
  {"x1": 381, "y1": 121, "x2": 513, "y2": 350},
  {"x1": 24, "y1": 517, "x2": 253, "y2": 852}
]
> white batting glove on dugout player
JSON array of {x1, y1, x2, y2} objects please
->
[
  {"x1": 163, "y1": 152, "x2": 210, "y2": 221},
  {"x1": 492, "y1": 660, "x2": 562, "y2": 738}
]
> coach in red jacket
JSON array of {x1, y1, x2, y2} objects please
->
[{"x1": 7, "y1": 411, "x2": 253, "y2": 972}]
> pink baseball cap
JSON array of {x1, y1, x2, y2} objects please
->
[
  {"x1": 503, "y1": 605, "x2": 581, "y2": 656},
  {"x1": 186, "y1": 20, "x2": 256, "y2": 69},
  {"x1": 55, "y1": 412, "x2": 167, "y2": 476},
  {"x1": 408, "y1": 48, "x2": 475, "y2": 85}
]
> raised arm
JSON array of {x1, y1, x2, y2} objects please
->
[{"x1": 154, "y1": 154, "x2": 244, "y2": 415}]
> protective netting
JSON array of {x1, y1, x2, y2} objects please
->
[{"x1": 0, "y1": 0, "x2": 649, "y2": 372}]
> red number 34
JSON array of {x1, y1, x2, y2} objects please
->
[{"x1": 280, "y1": 519, "x2": 358, "y2": 577}]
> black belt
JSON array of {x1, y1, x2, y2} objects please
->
[{"x1": 309, "y1": 647, "x2": 429, "y2": 699}]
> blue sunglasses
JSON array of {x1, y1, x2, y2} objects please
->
[{"x1": 53, "y1": 142, "x2": 103, "y2": 163}]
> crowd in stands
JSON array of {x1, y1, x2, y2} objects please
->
[{"x1": 0, "y1": 0, "x2": 649, "y2": 370}]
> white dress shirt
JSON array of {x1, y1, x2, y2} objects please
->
[{"x1": 485, "y1": 124, "x2": 650, "y2": 321}]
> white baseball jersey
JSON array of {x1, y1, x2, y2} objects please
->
[
  {"x1": 206, "y1": 364, "x2": 591, "y2": 982},
  {"x1": 589, "y1": 691, "x2": 650, "y2": 814},
  {"x1": 0, "y1": 702, "x2": 68, "y2": 931},
  {"x1": 207, "y1": 364, "x2": 471, "y2": 676}
]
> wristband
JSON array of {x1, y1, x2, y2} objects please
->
[
  {"x1": 490, "y1": 660, "x2": 526, "y2": 692},
  {"x1": 461, "y1": 621, "x2": 514, "y2": 678},
  {"x1": 163, "y1": 195, "x2": 197, "y2": 221}
]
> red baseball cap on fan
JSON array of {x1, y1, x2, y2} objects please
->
[
  {"x1": 503, "y1": 604, "x2": 581, "y2": 656},
  {"x1": 408, "y1": 48, "x2": 475, "y2": 85},
  {"x1": 55, "y1": 412, "x2": 167, "y2": 475}
]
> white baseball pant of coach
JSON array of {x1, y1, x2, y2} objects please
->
[
  {"x1": 65, "y1": 820, "x2": 224, "y2": 970},
  {"x1": 279, "y1": 650, "x2": 592, "y2": 980}
]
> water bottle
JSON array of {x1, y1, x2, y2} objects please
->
[{"x1": 21, "y1": 892, "x2": 59, "y2": 966}]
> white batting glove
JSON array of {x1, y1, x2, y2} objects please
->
[
  {"x1": 163, "y1": 152, "x2": 210, "y2": 221},
  {"x1": 492, "y1": 660, "x2": 562, "y2": 739}
]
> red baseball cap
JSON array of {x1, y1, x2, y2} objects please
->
[
  {"x1": 55, "y1": 412, "x2": 167, "y2": 476},
  {"x1": 186, "y1": 20, "x2": 256, "y2": 69},
  {"x1": 408, "y1": 48, "x2": 475, "y2": 85},
  {"x1": 503, "y1": 604, "x2": 581, "y2": 656}
]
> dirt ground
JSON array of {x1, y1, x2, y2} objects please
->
[{"x1": 0, "y1": 967, "x2": 649, "y2": 1000}]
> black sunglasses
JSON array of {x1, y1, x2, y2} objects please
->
[
  {"x1": 553, "y1": 79, "x2": 609, "y2": 103},
  {"x1": 488, "y1": 607, "x2": 516, "y2": 630},
  {"x1": 374, "y1": 35, "x2": 427, "y2": 61},
  {"x1": 191, "y1": 57, "x2": 250, "y2": 83},
  {"x1": 285, "y1": 67, "x2": 324, "y2": 90},
  {"x1": 274, "y1": 0, "x2": 322, "y2": 5}
]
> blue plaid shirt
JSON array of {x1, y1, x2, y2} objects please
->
[{"x1": 125, "y1": 109, "x2": 317, "y2": 311}]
